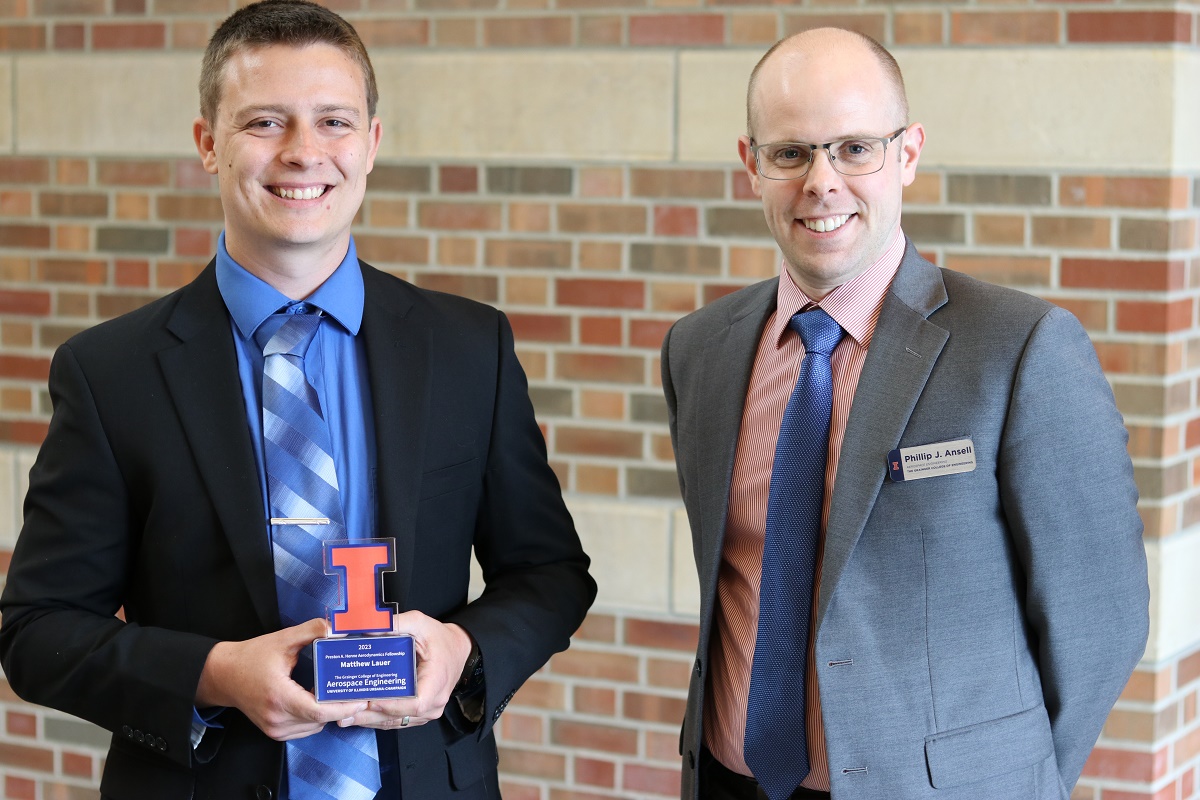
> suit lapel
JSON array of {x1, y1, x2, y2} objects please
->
[
  {"x1": 359, "y1": 264, "x2": 427, "y2": 611},
  {"x1": 695, "y1": 281, "x2": 776, "y2": 599},
  {"x1": 157, "y1": 263, "x2": 280, "y2": 631},
  {"x1": 817, "y1": 244, "x2": 950, "y2": 627}
]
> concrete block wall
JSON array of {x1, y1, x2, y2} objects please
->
[{"x1": 3, "y1": 2, "x2": 1200, "y2": 799}]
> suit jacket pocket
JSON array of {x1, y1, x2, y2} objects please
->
[
  {"x1": 924, "y1": 704, "x2": 1054, "y2": 789},
  {"x1": 419, "y1": 458, "x2": 480, "y2": 502}
]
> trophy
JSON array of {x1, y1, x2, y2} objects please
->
[{"x1": 312, "y1": 538, "x2": 417, "y2": 702}]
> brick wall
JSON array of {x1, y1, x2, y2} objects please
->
[{"x1": 4, "y1": 1, "x2": 1200, "y2": 799}]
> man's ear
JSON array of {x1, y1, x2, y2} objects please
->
[
  {"x1": 738, "y1": 135, "x2": 763, "y2": 198},
  {"x1": 193, "y1": 117, "x2": 220, "y2": 176},
  {"x1": 898, "y1": 122, "x2": 925, "y2": 187}
]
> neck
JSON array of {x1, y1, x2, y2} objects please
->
[{"x1": 225, "y1": 236, "x2": 349, "y2": 300}]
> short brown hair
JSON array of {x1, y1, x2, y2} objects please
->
[
  {"x1": 199, "y1": 0, "x2": 378, "y2": 122},
  {"x1": 746, "y1": 29, "x2": 908, "y2": 139}
]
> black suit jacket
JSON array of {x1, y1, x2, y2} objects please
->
[{"x1": 0, "y1": 260, "x2": 596, "y2": 799}]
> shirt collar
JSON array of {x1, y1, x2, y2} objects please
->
[
  {"x1": 770, "y1": 226, "x2": 905, "y2": 350},
  {"x1": 215, "y1": 232, "x2": 364, "y2": 341}
]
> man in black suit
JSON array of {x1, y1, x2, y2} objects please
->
[{"x1": 0, "y1": 2, "x2": 596, "y2": 798}]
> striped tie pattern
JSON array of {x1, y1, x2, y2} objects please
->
[
  {"x1": 744, "y1": 308, "x2": 844, "y2": 800},
  {"x1": 257, "y1": 306, "x2": 381, "y2": 800}
]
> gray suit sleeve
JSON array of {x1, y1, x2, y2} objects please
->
[{"x1": 997, "y1": 306, "x2": 1149, "y2": 790}]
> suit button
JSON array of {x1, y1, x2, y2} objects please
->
[
  {"x1": 121, "y1": 725, "x2": 132, "y2": 739},
  {"x1": 134, "y1": 730, "x2": 145, "y2": 743},
  {"x1": 255, "y1": 786, "x2": 274, "y2": 800},
  {"x1": 155, "y1": 737, "x2": 168, "y2": 752}
]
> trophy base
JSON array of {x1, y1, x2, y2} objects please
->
[{"x1": 313, "y1": 635, "x2": 416, "y2": 702}]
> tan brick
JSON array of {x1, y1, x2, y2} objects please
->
[
  {"x1": 574, "y1": 686, "x2": 616, "y2": 716},
  {"x1": 974, "y1": 214, "x2": 1025, "y2": 247},
  {"x1": 628, "y1": 466, "x2": 680, "y2": 499},
  {"x1": 433, "y1": 17, "x2": 478, "y2": 46},
  {"x1": 782, "y1": 13, "x2": 886, "y2": 42},
  {"x1": 115, "y1": 192, "x2": 151, "y2": 221},
  {"x1": 631, "y1": 168, "x2": 724, "y2": 199},
  {"x1": 413, "y1": 273, "x2": 497, "y2": 303},
  {"x1": 556, "y1": 352, "x2": 645, "y2": 385},
  {"x1": 0, "y1": 190, "x2": 33, "y2": 216},
  {"x1": 951, "y1": 11, "x2": 1058, "y2": 44},
  {"x1": 368, "y1": 198, "x2": 410, "y2": 228},
  {"x1": 499, "y1": 712, "x2": 545, "y2": 745},
  {"x1": 485, "y1": 239, "x2": 571, "y2": 269},
  {"x1": 947, "y1": 174, "x2": 1051, "y2": 206},
  {"x1": 895, "y1": 11, "x2": 944, "y2": 45},
  {"x1": 506, "y1": 275, "x2": 548, "y2": 305},
  {"x1": 623, "y1": 691, "x2": 687, "y2": 725},
  {"x1": 354, "y1": 234, "x2": 429, "y2": 265},
  {"x1": 576, "y1": 464, "x2": 619, "y2": 495},
  {"x1": 730, "y1": 13, "x2": 776, "y2": 45},
  {"x1": 558, "y1": 203, "x2": 645, "y2": 234},
  {"x1": 904, "y1": 172, "x2": 942, "y2": 205},
  {"x1": 1061, "y1": 176, "x2": 1191, "y2": 210},
  {"x1": 54, "y1": 158, "x2": 89, "y2": 185},
  {"x1": 369, "y1": 165, "x2": 431, "y2": 193},
  {"x1": 558, "y1": 426, "x2": 640, "y2": 457},
  {"x1": 647, "y1": 657, "x2": 692, "y2": 689},
  {"x1": 630, "y1": 13, "x2": 723, "y2": 45},
  {"x1": 550, "y1": 720, "x2": 638, "y2": 754},
  {"x1": 578, "y1": 14, "x2": 622, "y2": 44},
  {"x1": 650, "y1": 280, "x2": 698, "y2": 313},
  {"x1": 550, "y1": 649, "x2": 639, "y2": 681},
  {"x1": 631, "y1": 243, "x2": 721, "y2": 275},
  {"x1": 1096, "y1": 343, "x2": 1174, "y2": 378},
  {"x1": 355, "y1": 19, "x2": 429, "y2": 47},
  {"x1": 509, "y1": 202, "x2": 552, "y2": 233},
  {"x1": 484, "y1": 16, "x2": 572, "y2": 45},
  {"x1": 436, "y1": 237, "x2": 478, "y2": 267},
  {"x1": 576, "y1": 613, "x2": 617, "y2": 642},
  {"x1": 498, "y1": 746, "x2": 566, "y2": 779},
  {"x1": 624, "y1": 764, "x2": 682, "y2": 796},
  {"x1": 1031, "y1": 216, "x2": 1111, "y2": 249},
  {"x1": 1049, "y1": 297, "x2": 1108, "y2": 332},
  {"x1": 943, "y1": 254, "x2": 1050, "y2": 287},
  {"x1": 1120, "y1": 218, "x2": 1196, "y2": 252},
  {"x1": 579, "y1": 241, "x2": 623, "y2": 272}
]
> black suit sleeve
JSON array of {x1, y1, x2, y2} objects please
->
[
  {"x1": 0, "y1": 343, "x2": 216, "y2": 768},
  {"x1": 443, "y1": 312, "x2": 596, "y2": 738}
]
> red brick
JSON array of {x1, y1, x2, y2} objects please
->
[
  {"x1": 38, "y1": 257, "x2": 107, "y2": 285},
  {"x1": 0, "y1": 420, "x2": 50, "y2": 445},
  {"x1": 1116, "y1": 299, "x2": 1192, "y2": 333},
  {"x1": 176, "y1": 228, "x2": 213, "y2": 258},
  {"x1": 1180, "y1": 648, "x2": 1200, "y2": 687},
  {"x1": 5, "y1": 711, "x2": 35, "y2": 737},
  {"x1": 509, "y1": 312, "x2": 572, "y2": 343},
  {"x1": 558, "y1": 426, "x2": 641, "y2": 457},
  {"x1": 951, "y1": 11, "x2": 1058, "y2": 44},
  {"x1": 1081, "y1": 746, "x2": 1168, "y2": 782},
  {"x1": 1062, "y1": 258, "x2": 1185, "y2": 292},
  {"x1": 630, "y1": 13, "x2": 723, "y2": 45},
  {"x1": 0, "y1": 355, "x2": 50, "y2": 380},
  {"x1": 624, "y1": 763, "x2": 682, "y2": 796},
  {"x1": 630, "y1": 319, "x2": 672, "y2": 349},
  {"x1": 550, "y1": 649, "x2": 639, "y2": 681},
  {"x1": 4, "y1": 776, "x2": 35, "y2": 800},
  {"x1": 0, "y1": 290, "x2": 51, "y2": 316},
  {"x1": 0, "y1": 741, "x2": 54, "y2": 771},
  {"x1": 1174, "y1": 725, "x2": 1200, "y2": 766},
  {"x1": 157, "y1": 194, "x2": 223, "y2": 222},
  {"x1": 439, "y1": 165, "x2": 478, "y2": 193},
  {"x1": 115, "y1": 259, "x2": 150, "y2": 288},
  {"x1": 1068, "y1": 11, "x2": 1191, "y2": 43},
  {"x1": 580, "y1": 316, "x2": 621, "y2": 346},
  {"x1": 60, "y1": 751, "x2": 93, "y2": 778},
  {"x1": 485, "y1": 239, "x2": 571, "y2": 269},
  {"x1": 654, "y1": 205, "x2": 699, "y2": 237},
  {"x1": 574, "y1": 685, "x2": 616, "y2": 716},
  {"x1": 53, "y1": 22, "x2": 84, "y2": 48},
  {"x1": 575, "y1": 756, "x2": 616, "y2": 787},
  {"x1": 353, "y1": 234, "x2": 430, "y2": 265},
  {"x1": 557, "y1": 278, "x2": 644, "y2": 309},
  {"x1": 0, "y1": 224, "x2": 51, "y2": 248},
  {"x1": 93, "y1": 21, "x2": 164, "y2": 48},
  {"x1": 625, "y1": 618, "x2": 699, "y2": 651},
  {"x1": 550, "y1": 719, "x2": 638, "y2": 754},
  {"x1": 499, "y1": 781, "x2": 541, "y2": 800},
  {"x1": 174, "y1": 159, "x2": 214, "y2": 190},
  {"x1": 418, "y1": 201, "x2": 502, "y2": 230},
  {"x1": 704, "y1": 283, "x2": 749, "y2": 305},
  {"x1": 0, "y1": 24, "x2": 47, "y2": 49}
]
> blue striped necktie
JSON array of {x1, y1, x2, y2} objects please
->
[
  {"x1": 744, "y1": 307, "x2": 844, "y2": 800},
  {"x1": 257, "y1": 304, "x2": 382, "y2": 800}
]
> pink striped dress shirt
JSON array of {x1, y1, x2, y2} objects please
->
[{"x1": 703, "y1": 228, "x2": 906, "y2": 791}]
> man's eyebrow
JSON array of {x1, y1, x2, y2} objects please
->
[{"x1": 232, "y1": 104, "x2": 363, "y2": 120}]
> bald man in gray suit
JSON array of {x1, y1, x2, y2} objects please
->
[{"x1": 662, "y1": 29, "x2": 1149, "y2": 800}]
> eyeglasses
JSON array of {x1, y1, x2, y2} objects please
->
[{"x1": 750, "y1": 127, "x2": 908, "y2": 180}]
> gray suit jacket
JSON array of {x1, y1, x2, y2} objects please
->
[{"x1": 662, "y1": 242, "x2": 1149, "y2": 800}]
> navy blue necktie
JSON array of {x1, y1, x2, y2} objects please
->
[
  {"x1": 257, "y1": 305, "x2": 381, "y2": 800},
  {"x1": 744, "y1": 307, "x2": 844, "y2": 800}
]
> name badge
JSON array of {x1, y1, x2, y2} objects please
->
[{"x1": 887, "y1": 438, "x2": 976, "y2": 482}]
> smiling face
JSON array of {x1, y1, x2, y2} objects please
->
[
  {"x1": 739, "y1": 31, "x2": 924, "y2": 300},
  {"x1": 194, "y1": 43, "x2": 381, "y2": 294}
]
